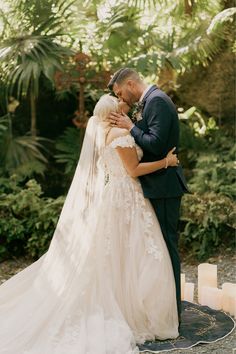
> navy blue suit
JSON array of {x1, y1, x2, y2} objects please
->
[{"x1": 130, "y1": 85, "x2": 189, "y2": 320}]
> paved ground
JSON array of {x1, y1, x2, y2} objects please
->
[{"x1": 0, "y1": 248, "x2": 235, "y2": 353}]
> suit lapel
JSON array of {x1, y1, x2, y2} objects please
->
[
  {"x1": 134, "y1": 85, "x2": 158, "y2": 129},
  {"x1": 142, "y1": 84, "x2": 158, "y2": 103}
]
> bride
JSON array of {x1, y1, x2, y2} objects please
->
[{"x1": 0, "y1": 94, "x2": 179, "y2": 354}]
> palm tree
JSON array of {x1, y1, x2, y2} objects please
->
[
  {"x1": 0, "y1": 0, "x2": 75, "y2": 136},
  {"x1": 0, "y1": 113, "x2": 50, "y2": 177},
  {"x1": 0, "y1": 0, "x2": 76, "y2": 176},
  {"x1": 74, "y1": 0, "x2": 235, "y2": 78}
]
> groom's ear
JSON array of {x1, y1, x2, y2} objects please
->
[{"x1": 127, "y1": 80, "x2": 135, "y2": 89}]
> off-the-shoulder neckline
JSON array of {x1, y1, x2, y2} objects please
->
[{"x1": 105, "y1": 134, "x2": 135, "y2": 148}]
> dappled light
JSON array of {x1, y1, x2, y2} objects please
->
[{"x1": 0, "y1": 1, "x2": 235, "y2": 353}]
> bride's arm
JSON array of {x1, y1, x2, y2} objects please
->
[{"x1": 116, "y1": 146, "x2": 178, "y2": 178}]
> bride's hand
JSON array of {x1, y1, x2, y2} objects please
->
[{"x1": 166, "y1": 147, "x2": 179, "y2": 167}]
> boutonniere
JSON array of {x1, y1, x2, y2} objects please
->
[{"x1": 131, "y1": 101, "x2": 144, "y2": 123}]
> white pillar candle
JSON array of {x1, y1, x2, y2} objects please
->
[
  {"x1": 201, "y1": 286, "x2": 222, "y2": 310},
  {"x1": 184, "y1": 282, "x2": 194, "y2": 302},
  {"x1": 233, "y1": 297, "x2": 236, "y2": 319},
  {"x1": 228, "y1": 294, "x2": 236, "y2": 316},
  {"x1": 198, "y1": 263, "x2": 217, "y2": 304},
  {"x1": 222, "y1": 283, "x2": 236, "y2": 313},
  {"x1": 181, "y1": 274, "x2": 185, "y2": 301}
]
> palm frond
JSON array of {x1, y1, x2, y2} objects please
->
[
  {"x1": 206, "y1": 7, "x2": 236, "y2": 35},
  {"x1": 0, "y1": 132, "x2": 50, "y2": 177},
  {"x1": 127, "y1": 0, "x2": 165, "y2": 7},
  {"x1": 55, "y1": 127, "x2": 81, "y2": 176},
  {"x1": 0, "y1": 35, "x2": 72, "y2": 98}
]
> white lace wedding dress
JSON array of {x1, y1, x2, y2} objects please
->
[{"x1": 0, "y1": 134, "x2": 178, "y2": 354}]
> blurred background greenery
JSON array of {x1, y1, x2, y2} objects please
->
[{"x1": 0, "y1": 0, "x2": 235, "y2": 262}]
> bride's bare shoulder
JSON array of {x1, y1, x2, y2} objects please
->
[{"x1": 106, "y1": 127, "x2": 129, "y2": 145}]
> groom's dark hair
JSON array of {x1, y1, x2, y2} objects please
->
[{"x1": 108, "y1": 68, "x2": 141, "y2": 91}]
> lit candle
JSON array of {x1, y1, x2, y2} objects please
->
[
  {"x1": 201, "y1": 286, "x2": 222, "y2": 310},
  {"x1": 184, "y1": 282, "x2": 194, "y2": 302},
  {"x1": 181, "y1": 274, "x2": 185, "y2": 301},
  {"x1": 198, "y1": 263, "x2": 217, "y2": 304},
  {"x1": 222, "y1": 283, "x2": 236, "y2": 313}
]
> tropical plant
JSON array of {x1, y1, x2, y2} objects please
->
[
  {"x1": 188, "y1": 134, "x2": 236, "y2": 199},
  {"x1": 76, "y1": 0, "x2": 236, "y2": 78},
  {"x1": 0, "y1": 113, "x2": 50, "y2": 177},
  {"x1": 180, "y1": 192, "x2": 235, "y2": 260},
  {"x1": 0, "y1": 176, "x2": 64, "y2": 261},
  {"x1": 1, "y1": 0, "x2": 235, "y2": 122},
  {"x1": 55, "y1": 126, "x2": 82, "y2": 176},
  {"x1": 0, "y1": 0, "x2": 74, "y2": 136},
  {"x1": 179, "y1": 115, "x2": 236, "y2": 260}
]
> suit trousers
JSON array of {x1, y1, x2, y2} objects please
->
[{"x1": 150, "y1": 197, "x2": 182, "y2": 322}]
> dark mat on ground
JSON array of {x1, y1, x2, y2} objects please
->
[{"x1": 138, "y1": 300, "x2": 235, "y2": 353}]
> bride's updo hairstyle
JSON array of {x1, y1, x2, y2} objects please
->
[
  {"x1": 92, "y1": 94, "x2": 119, "y2": 149},
  {"x1": 93, "y1": 94, "x2": 118, "y2": 124}
]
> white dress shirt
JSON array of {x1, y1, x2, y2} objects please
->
[{"x1": 139, "y1": 84, "x2": 153, "y2": 102}]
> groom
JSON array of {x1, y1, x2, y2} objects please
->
[{"x1": 108, "y1": 68, "x2": 188, "y2": 326}]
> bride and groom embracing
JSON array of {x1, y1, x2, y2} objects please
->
[{"x1": 0, "y1": 68, "x2": 188, "y2": 354}]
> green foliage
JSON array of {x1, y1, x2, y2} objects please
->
[
  {"x1": 0, "y1": 0, "x2": 235, "y2": 263},
  {"x1": 82, "y1": 0, "x2": 235, "y2": 73},
  {"x1": 189, "y1": 152, "x2": 235, "y2": 198},
  {"x1": 0, "y1": 176, "x2": 64, "y2": 261},
  {"x1": 0, "y1": 114, "x2": 50, "y2": 178},
  {"x1": 180, "y1": 193, "x2": 235, "y2": 260},
  {"x1": 178, "y1": 107, "x2": 218, "y2": 171},
  {"x1": 55, "y1": 126, "x2": 82, "y2": 176},
  {"x1": 179, "y1": 114, "x2": 236, "y2": 260},
  {"x1": 0, "y1": 0, "x2": 74, "y2": 98},
  {"x1": 0, "y1": 0, "x2": 74, "y2": 137},
  {"x1": 2, "y1": 0, "x2": 230, "y2": 76},
  {"x1": 0, "y1": 37, "x2": 71, "y2": 98}
]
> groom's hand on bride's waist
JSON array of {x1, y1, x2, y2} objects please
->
[{"x1": 108, "y1": 112, "x2": 135, "y2": 131}]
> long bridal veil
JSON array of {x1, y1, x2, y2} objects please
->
[{"x1": 0, "y1": 94, "x2": 138, "y2": 354}]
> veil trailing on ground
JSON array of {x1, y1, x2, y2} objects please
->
[
  {"x1": 37, "y1": 94, "x2": 119, "y2": 292},
  {"x1": 0, "y1": 94, "x2": 121, "y2": 354},
  {"x1": 0, "y1": 93, "x2": 178, "y2": 354}
]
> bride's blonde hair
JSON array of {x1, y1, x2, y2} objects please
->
[
  {"x1": 92, "y1": 94, "x2": 119, "y2": 149},
  {"x1": 93, "y1": 94, "x2": 118, "y2": 125}
]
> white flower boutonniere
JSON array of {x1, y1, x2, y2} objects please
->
[{"x1": 131, "y1": 101, "x2": 144, "y2": 123}]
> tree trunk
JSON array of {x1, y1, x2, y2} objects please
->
[
  {"x1": 157, "y1": 62, "x2": 176, "y2": 93},
  {"x1": 30, "y1": 88, "x2": 37, "y2": 137},
  {"x1": 184, "y1": 0, "x2": 194, "y2": 15}
]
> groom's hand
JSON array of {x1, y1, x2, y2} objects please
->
[{"x1": 108, "y1": 112, "x2": 134, "y2": 131}]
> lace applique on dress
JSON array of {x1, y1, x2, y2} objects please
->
[
  {"x1": 134, "y1": 191, "x2": 163, "y2": 262},
  {"x1": 110, "y1": 135, "x2": 136, "y2": 149},
  {"x1": 102, "y1": 134, "x2": 163, "y2": 262}
]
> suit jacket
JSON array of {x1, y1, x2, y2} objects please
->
[{"x1": 130, "y1": 85, "x2": 189, "y2": 199}]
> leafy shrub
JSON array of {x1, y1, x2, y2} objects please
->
[
  {"x1": 179, "y1": 110, "x2": 235, "y2": 260},
  {"x1": 0, "y1": 176, "x2": 64, "y2": 261},
  {"x1": 0, "y1": 114, "x2": 50, "y2": 178},
  {"x1": 188, "y1": 135, "x2": 235, "y2": 199},
  {"x1": 180, "y1": 192, "x2": 235, "y2": 260},
  {"x1": 55, "y1": 126, "x2": 82, "y2": 177}
]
